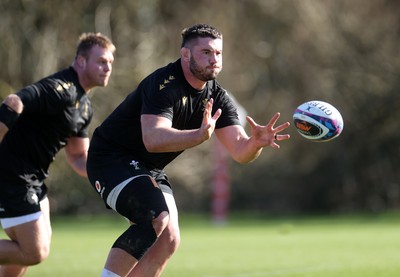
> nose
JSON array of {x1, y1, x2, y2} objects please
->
[
  {"x1": 209, "y1": 55, "x2": 218, "y2": 65},
  {"x1": 210, "y1": 52, "x2": 222, "y2": 66},
  {"x1": 104, "y1": 63, "x2": 112, "y2": 72}
]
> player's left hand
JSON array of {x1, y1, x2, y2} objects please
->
[{"x1": 246, "y1": 112, "x2": 290, "y2": 149}]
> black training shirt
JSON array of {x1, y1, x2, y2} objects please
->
[
  {"x1": 0, "y1": 67, "x2": 93, "y2": 184},
  {"x1": 90, "y1": 59, "x2": 240, "y2": 170}
]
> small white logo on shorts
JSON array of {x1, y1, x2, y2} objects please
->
[
  {"x1": 129, "y1": 160, "x2": 140, "y2": 170},
  {"x1": 26, "y1": 187, "x2": 39, "y2": 205}
]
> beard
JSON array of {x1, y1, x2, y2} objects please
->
[{"x1": 189, "y1": 56, "x2": 221, "y2": 81}]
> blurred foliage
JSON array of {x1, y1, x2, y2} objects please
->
[{"x1": 1, "y1": 0, "x2": 399, "y2": 215}]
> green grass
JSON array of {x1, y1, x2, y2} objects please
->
[{"x1": 2, "y1": 212, "x2": 400, "y2": 276}]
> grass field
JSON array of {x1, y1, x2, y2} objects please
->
[{"x1": 2, "y1": 212, "x2": 400, "y2": 277}]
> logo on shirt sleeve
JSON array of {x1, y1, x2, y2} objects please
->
[
  {"x1": 56, "y1": 82, "x2": 73, "y2": 92},
  {"x1": 159, "y1": 75, "x2": 175, "y2": 91}
]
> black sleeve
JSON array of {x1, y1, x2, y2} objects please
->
[
  {"x1": 76, "y1": 104, "x2": 93, "y2": 138},
  {"x1": 16, "y1": 79, "x2": 75, "y2": 115},
  {"x1": 215, "y1": 91, "x2": 241, "y2": 129},
  {"x1": 141, "y1": 78, "x2": 175, "y2": 121}
]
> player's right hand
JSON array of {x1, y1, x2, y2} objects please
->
[{"x1": 200, "y1": 98, "x2": 221, "y2": 142}]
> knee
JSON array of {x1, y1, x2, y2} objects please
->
[
  {"x1": 165, "y1": 226, "x2": 181, "y2": 255},
  {"x1": 24, "y1": 244, "x2": 50, "y2": 265},
  {"x1": 152, "y1": 211, "x2": 169, "y2": 236},
  {"x1": 157, "y1": 223, "x2": 181, "y2": 257},
  {"x1": 152, "y1": 212, "x2": 180, "y2": 255}
]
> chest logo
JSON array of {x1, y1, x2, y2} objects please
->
[
  {"x1": 202, "y1": 98, "x2": 210, "y2": 111},
  {"x1": 75, "y1": 101, "x2": 89, "y2": 118}
]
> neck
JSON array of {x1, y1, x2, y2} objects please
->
[
  {"x1": 72, "y1": 63, "x2": 91, "y2": 93},
  {"x1": 181, "y1": 60, "x2": 206, "y2": 90}
]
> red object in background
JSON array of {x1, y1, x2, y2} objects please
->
[
  {"x1": 211, "y1": 95, "x2": 247, "y2": 224},
  {"x1": 211, "y1": 139, "x2": 230, "y2": 224}
]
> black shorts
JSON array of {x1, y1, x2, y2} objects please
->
[
  {"x1": 87, "y1": 151, "x2": 171, "y2": 223},
  {"x1": 0, "y1": 179, "x2": 48, "y2": 218}
]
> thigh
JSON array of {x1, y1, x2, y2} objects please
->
[
  {"x1": 114, "y1": 176, "x2": 169, "y2": 225},
  {"x1": 163, "y1": 192, "x2": 179, "y2": 231},
  {"x1": 87, "y1": 152, "x2": 154, "y2": 204},
  {"x1": 39, "y1": 197, "x2": 52, "y2": 240},
  {"x1": 4, "y1": 204, "x2": 51, "y2": 254}
]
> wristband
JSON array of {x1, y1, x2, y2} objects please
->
[{"x1": 0, "y1": 103, "x2": 20, "y2": 129}]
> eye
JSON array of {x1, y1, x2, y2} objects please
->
[{"x1": 97, "y1": 57, "x2": 111, "y2": 65}]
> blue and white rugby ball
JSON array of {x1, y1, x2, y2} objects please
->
[{"x1": 293, "y1": 100, "x2": 344, "y2": 142}]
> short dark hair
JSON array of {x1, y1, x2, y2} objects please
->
[
  {"x1": 181, "y1": 24, "x2": 222, "y2": 48},
  {"x1": 76, "y1": 32, "x2": 116, "y2": 59}
]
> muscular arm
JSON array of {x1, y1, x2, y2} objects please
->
[
  {"x1": 141, "y1": 98, "x2": 222, "y2": 153},
  {"x1": 215, "y1": 113, "x2": 291, "y2": 164},
  {"x1": 215, "y1": 125, "x2": 263, "y2": 164},
  {"x1": 65, "y1": 136, "x2": 89, "y2": 177}
]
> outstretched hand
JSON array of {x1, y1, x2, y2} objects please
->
[
  {"x1": 246, "y1": 112, "x2": 290, "y2": 149},
  {"x1": 199, "y1": 98, "x2": 222, "y2": 142}
]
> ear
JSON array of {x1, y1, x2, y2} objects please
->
[
  {"x1": 76, "y1": 55, "x2": 86, "y2": 68},
  {"x1": 180, "y1": 47, "x2": 191, "y2": 61}
]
